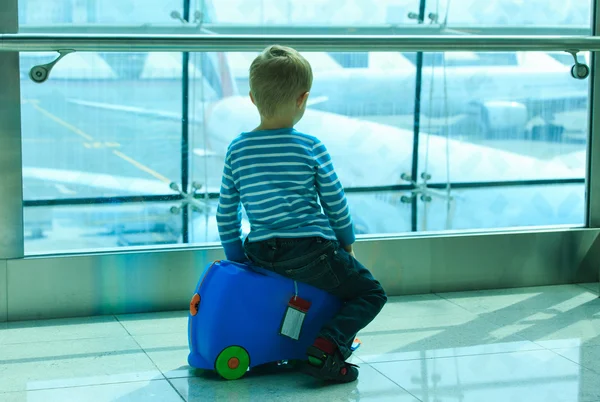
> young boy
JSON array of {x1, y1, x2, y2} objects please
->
[{"x1": 216, "y1": 45, "x2": 387, "y2": 383}]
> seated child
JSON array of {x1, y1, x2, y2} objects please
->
[{"x1": 216, "y1": 45, "x2": 387, "y2": 383}]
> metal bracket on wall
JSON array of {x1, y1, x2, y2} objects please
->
[
  {"x1": 169, "y1": 182, "x2": 209, "y2": 214},
  {"x1": 399, "y1": 172, "x2": 454, "y2": 204},
  {"x1": 29, "y1": 50, "x2": 74, "y2": 83},
  {"x1": 170, "y1": 10, "x2": 204, "y2": 25},
  {"x1": 566, "y1": 49, "x2": 591, "y2": 79}
]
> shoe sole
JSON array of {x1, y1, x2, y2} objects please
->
[{"x1": 300, "y1": 362, "x2": 359, "y2": 383}]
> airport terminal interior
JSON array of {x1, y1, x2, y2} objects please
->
[{"x1": 2, "y1": 0, "x2": 600, "y2": 401}]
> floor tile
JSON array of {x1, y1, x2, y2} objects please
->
[
  {"x1": 0, "y1": 315, "x2": 128, "y2": 345},
  {"x1": 356, "y1": 312, "x2": 541, "y2": 363},
  {"x1": 116, "y1": 311, "x2": 188, "y2": 336},
  {"x1": 133, "y1": 332, "x2": 194, "y2": 379},
  {"x1": 373, "y1": 349, "x2": 600, "y2": 402},
  {"x1": 579, "y1": 283, "x2": 599, "y2": 294},
  {"x1": 358, "y1": 338, "x2": 543, "y2": 364},
  {"x1": 440, "y1": 284, "x2": 600, "y2": 315},
  {"x1": 552, "y1": 345, "x2": 600, "y2": 374},
  {"x1": 170, "y1": 363, "x2": 419, "y2": 402},
  {"x1": 360, "y1": 306, "x2": 479, "y2": 334},
  {"x1": 475, "y1": 308, "x2": 600, "y2": 348},
  {"x1": 0, "y1": 336, "x2": 162, "y2": 392},
  {"x1": 378, "y1": 294, "x2": 471, "y2": 318},
  {"x1": 0, "y1": 379, "x2": 183, "y2": 402}
]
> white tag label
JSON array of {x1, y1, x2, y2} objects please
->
[{"x1": 280, "y1": 306, "x2": 306, "y2": 340}]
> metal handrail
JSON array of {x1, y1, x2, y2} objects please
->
[
  {"x1": 1, "y1": 33, "x2": 600, "y2": 52},
  {"x1": 16, "y1": 24, "x2": 591, "y2": 37}
]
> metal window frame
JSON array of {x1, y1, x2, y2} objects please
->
[
  {"x1": 409, "y1": 0, "x2": 428, "y2": 232},
  {"x1": 22, "y1": 178, "x2": 586, "y2": 208},
  {"x1": 587, "y1": 0, "x2": 600, "y2": 228},
  {"x1": 0, "y1": 0, "x2": 24, "y2": 260},
  {"x1": 16, "y1": 24, "x2": 592, "y2": 36},
  {"x1": 181, "y1": 0, "x2": 191, "y2": 243}
]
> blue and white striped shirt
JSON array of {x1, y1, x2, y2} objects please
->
[{"x1": 216, "y1": 127, "x2": 355, "y2": 261}]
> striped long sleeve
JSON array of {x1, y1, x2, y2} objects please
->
[
  {"x1": 313, "y1": 141, "x2": 355, "y2": 247},
  {"x1": 216, "y1": 128, "x2": 355, "y2": 256},
  {"x1": 216, "y1": 151, "x2": 246, "y2": 262}
]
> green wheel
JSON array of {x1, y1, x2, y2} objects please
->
[{"x1": 215, "y1": 346, "x2": 250, "y2": 380}]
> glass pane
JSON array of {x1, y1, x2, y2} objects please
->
[
  {"x1": 348, "y1": 193, "x2": 413, "y2": 235},
  {"x1": 24, "y1": 202, "x2": 182, "y2": 255},
  {"x1": 440, "y1": 0, "x2": 591, "y2": 28},
  {"x1": 416, "y1": 183, "x2": 585, "y2": 232},
  {"x1": 190, "y1": 0, "x2": 422, "y2": 26},
  {"x1": 189, "y1": 49, "x2": 588, "y2": 241},
  {"x1": 20, "y1": 52, "x2": 182, "y2": 201},
  {"x1": 190, "y1": 199, "x2": 247, "y2": 244},
  {"x1": 19, "y1": 0, "x2": 183, "y2": 26},
  {"x1": 414, "y1": 51, "x2": 589, "y2": 184}
]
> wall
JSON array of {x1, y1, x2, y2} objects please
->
[{"x1": 3, "y1": 228, "x2": 599, "y2": 322}]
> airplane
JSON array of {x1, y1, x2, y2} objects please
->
[
  {"x1": 226, "y1": 50, "x2": 590, "y2": 141},
  {"x1": 18, "y1": 47, "x2": 585, "y2": 254},
  {"x1": 22, "y1": 47, "x2": 589, "y2": 144},
  {"x1": 192, "y1": 0, "x2": 591, "y2": 141}
]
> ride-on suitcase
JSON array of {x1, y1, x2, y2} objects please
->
[{"x1": 187, "y1": 260, "x2": 360, "y2": 380}]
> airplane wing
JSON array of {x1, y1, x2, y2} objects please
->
[
  {"x1": 23, "y1": 166, "x2": 171, "y2": 197},
  {"x1": 66, "y1": 98, "x2": 198, "y2": 123},
  {"x1": 207, "y1": 96, "x2": 581, "y2": 185},
  {"x1": 67, "y1": 94, "x2": 329, "y2": 122}
]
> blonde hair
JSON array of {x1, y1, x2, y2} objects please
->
[{"x1": 249, "y1": 45, "x2": 313, "y2": 118}]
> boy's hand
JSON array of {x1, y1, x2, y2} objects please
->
[{"x1": 343, "y1": 244, "x2": 355, "y2": 258}]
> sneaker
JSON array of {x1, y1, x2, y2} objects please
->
[{"x1": 302, "y1": 345, "x2": 359, "y2": 383}]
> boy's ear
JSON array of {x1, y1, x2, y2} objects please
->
[
  {"x1": 297, "y1": 91, "x2": 310, "y2": 107},
  {"x1": 249, "y1": 91, "x2": 256, "y2": 105}
]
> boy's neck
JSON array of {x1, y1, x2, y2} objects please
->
[{"x1": 255, "y1": 116, "x2": 295, "y2": 131}]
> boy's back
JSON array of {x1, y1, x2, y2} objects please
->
[{"x1": 217, "y1": 127, "x2": 355, "y2": 262}]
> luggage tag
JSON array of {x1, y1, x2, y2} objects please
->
[{"x1": 280, "y1": 281, "x2": 312, "y2": 340}]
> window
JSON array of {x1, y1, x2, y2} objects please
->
[
  {"x1": 24, "y1": 203, "x2": 182, "y2": 255},
  {"x1": 19, "y1": 0, "x2": 184, "y2": 26},
  {"x1": 439, "y1": 0, "x2": 591, "y2": 29},
  {"x1": 400, "y1": 52, "x2": 520, "y2": 68},
  {"x1": 190, "y1": 0, "x2": 422, "y2": 26},
  {"x1": 20, "y1": 49, "x2": 185, "y2": 253},
  {"x1": 210, "y1": 50, "x2": 587, "y2": 236},
  {"x1": 18, "y1": 0, "x2": 593, "y2": 254},
  {"x1": 20, "y1": 51, "x2": 182, "y2": 202}
]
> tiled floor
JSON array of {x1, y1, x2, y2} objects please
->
[{"x1": 1, "y1": 283, "x2": 599, "y2": 402}]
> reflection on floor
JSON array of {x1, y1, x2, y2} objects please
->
[{"x1": 0, "y1": 283, "x2": 599, "y2": 402}]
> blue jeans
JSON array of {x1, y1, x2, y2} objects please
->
[{"x1": 244, "y1": 236, "x2": 387, "y2": 359}]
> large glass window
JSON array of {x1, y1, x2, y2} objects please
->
[
  {"x1": 20, "y1": 52, "x2": 182, "y2": 202},
  {"x1": 24, "y1": 202, "x2": 182, "y2": 255},
  {"x1": 189, "y1": 0, "x2": 422, "y2": 26},
  {"x1": 18, "y1": 0, "x2": 593, "y2": 254},
  {"x1": 19, "y1": 0, "x2": 184, "y2": 26},
  {"x1": 441, "y1": 0, "x2": 591, "y2": 28}
]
